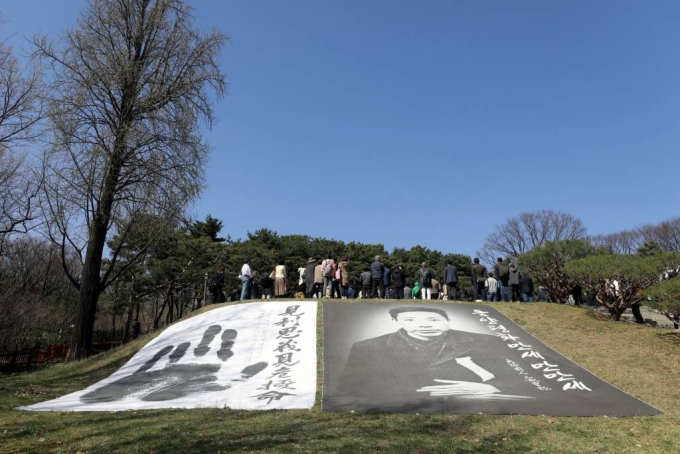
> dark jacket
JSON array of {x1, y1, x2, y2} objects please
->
[
  {"x1": 521, "y1": 274, "x2": 534, "y2": 295},
  {"x1": 335, "y1": 329, "x2": 525, "y2": 408},
  {"x1": 383, "y1": 267, "x2": 391, "y2": 286},
  {"x1": 370, "y1": 260, "x2": 385, "y2": 280},
  {"x1": 443, "y1": 265, "x2": 458, "y2": 284},
  {"x1": 418, "y1": 267, "x2": 433, "y2": 288},
  {"x1": 360, "y1": 271, "x2": 372, "y2": 287},
  {"x1": 537, "y1": 290, "x2": 551, "y2": 302},
  {"x1": 304, "y1": 262, "x2": 316, "y2": 290},
  {"x1": 392, "y1": 267, "x2": 406, "y2": 287},
  {"x1": 471, "y1": 263, "x2": 488, "y2": 283},
  {"x1": 212, "y1": 271, "x2": 225, "y2": 290}
]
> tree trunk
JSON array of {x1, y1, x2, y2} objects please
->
[
  {"x1": 67, "y1": 238, "x2": 106, "y2": 360},
  {"x1": 154, "y1": 294, "x2": 166, "y2": 329},
  {"x1": 123, "y1": 305, "x2": 133, "y2": 342}
]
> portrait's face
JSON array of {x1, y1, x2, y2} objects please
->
[{"x1": 394, "y1": 311, "x2": 450, "y2": 340}]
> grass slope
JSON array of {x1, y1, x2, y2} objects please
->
[{"x1": 1, "y1": 301, "x2": 679, "y2": 454}]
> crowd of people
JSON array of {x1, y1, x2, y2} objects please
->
[{"x1": 209, "y1": 256, "x2": 554, "y2": 304}]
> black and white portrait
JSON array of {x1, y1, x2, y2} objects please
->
[{"x1": 322, "y1": 302, "x2": 661, "y2": 416}]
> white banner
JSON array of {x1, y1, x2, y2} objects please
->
[{"x1": 20, "y1": 301, "x2": 317, "y2": 412}]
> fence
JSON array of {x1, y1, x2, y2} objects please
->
[
  {"x1": 0, "y1": 344, "x2": 69, "y2": 372},
  {"x1": 1, "y1": 321, "x2": 169, "y2": 373}
]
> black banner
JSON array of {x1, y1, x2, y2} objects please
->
[{"x1": 322, "y1": 302, "x2": 661, "y2": 416}]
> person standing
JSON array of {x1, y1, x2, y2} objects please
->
[
  {"x1": 383, "y1": 264, "x2": 392, "y2": 299},
  {"x1": 571, "y1": 283, "x2": 584, "y2": 306},
  {"x1": 392, "y1": 265, "x2": 406, "y2": 299},
  {"x1": 370, "y1": 255, "x2": 385, "y2": 299},
  {"x1": 297, "y1": 264, "x2": 307, "y2": 294},
  {"x1": 240, "y1": 260, "x2": 253, "y2": 301},
  {"x1": 494, "y1": 257, "x2": 510, "y2": 302},
  {"x1": 485, "y1": 273, "x2": 499, "y2": 302},
  {"x1": 521, "y1": 273, "x2": 534, "y2": 302},
  {"x1": 443, "y1": 260, "x2": 458, "y2": 301},
  {"x1": 471, "y1": 258, "x2": 488, "y2": 302},
  {"x1": 360, "y1": 268, "x2": 372, "y2": 298},
  {"x1": 321, "y1": 255, "x2": 337, "y2": 299},
  {"x1": 508, "y1": 263, "x2": 522, "y2": 302},
  {"x1": 211, "y1": 266, "x2": 226, "y2": 303},
  {"x1": 338, "y1": 255, "x2": 350, "y2": 299},
  {"x1": 273, "y1": 260, "x2": 287, "y2": 298},
  {"x1": 314, "y1": 259, "x2": 324, "y2": 298},
  {"x1": 431, "y1": 278, "x2": 442, "y2": 300},
  {"x1": 418, "y1": 262, "x2": 433, "y2": 300},
  {"x1": 304, "y1": 257, "x2": 316, "y2": 298}
]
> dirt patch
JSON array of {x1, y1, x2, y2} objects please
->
[{"x1": 659, "y1": 332, "x2": 680, "y2": 346}]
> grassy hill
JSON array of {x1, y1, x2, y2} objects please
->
[{"x1": 1, "y1": 301, "x2": 679, "y2": 453}]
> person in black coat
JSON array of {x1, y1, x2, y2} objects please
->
[
  {"x1": 521, "y1": 273, "x2": 534, "y2": 302},
  {"x1": 304, "y1": 258, "x2": 317, "y2": 298},
  {"x1": 211, "y1": 266, "x2": 226, "y2": 303},
  {"x1": 443, "y1": 261, "x2": 458, "y2": 300},
  {"x1": 392, "y1": 266, "x2": 406, "y2": 299},
  {"x1": 370, "y1": 256, "x2": 385, "y2": 298}
]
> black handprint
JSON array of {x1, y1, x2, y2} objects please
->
[{"x1": 80, "y1": 325, "x2": 267, "y2": 403}]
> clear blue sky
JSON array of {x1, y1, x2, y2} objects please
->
[{"x1": 3, "y1": 0, "x2": 679, "y2": 258}]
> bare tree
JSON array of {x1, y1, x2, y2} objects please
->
[
  {"x1": 478, "y1": 210, "x2": 587, "y2": 265},
  {"x1": 0, "y1": 237, "x2": 78, "y2": 349},
  {"x1": 34, "y1": 0, "x2": 227, "y2": 360},
  {"x1": 0, "y1": 30, "x2": 43, "y2": 255},
  {"x1": 588, "y1": 229, "x2": 643, "y2": 254},
  {"x1": 639, "y1": 218, "x2": 680, "y2": 252},
  {"x1": 0, "y1": 149, "x2": 40, "y2": 255}
]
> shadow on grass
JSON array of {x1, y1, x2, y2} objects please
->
[{"x1": 12, "y1": 410, "x2": 534, "y2": 453}]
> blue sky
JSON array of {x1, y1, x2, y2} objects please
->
[{"x1": 3, "y1": 0, "x2": 679, "y2": 258}]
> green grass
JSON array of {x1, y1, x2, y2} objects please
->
[{"x1": 1, "y1": 300, "x2": 679, "y2": 453}]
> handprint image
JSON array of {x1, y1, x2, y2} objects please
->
[{"x1": 80, "y1": 325, "x2": 268, "y2": 403}]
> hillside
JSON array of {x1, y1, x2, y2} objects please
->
[{"x1": 1, "y1": 301, "x2": 679, "y2": 454}]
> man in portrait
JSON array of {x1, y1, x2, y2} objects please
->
[{"x1": 333, "y1": 306, "x2": 532, "y2": 411}]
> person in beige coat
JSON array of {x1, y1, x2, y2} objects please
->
[
  {"x1": 338, "y1": 255, "x2": 350, "y2": 299},
  {"x1": 273, "y1": 260, "x2": 287, "y2": 297}
]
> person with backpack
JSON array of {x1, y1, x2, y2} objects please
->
[
  {"x1": 494, "y1": 257, "x2": 510, "y2": 302},
  {"x1": 370, "y1": 255, "x2": 385, "y2": 299},
  {"x1": 321, "y1": 255, "x2": 336, "y2": 299},
  {"x1": 443, "y1": 260, "x2": 458, "y2": 301},
  {"x1": 418, "y1": 261, "x2": 433, "y2": 300},
  {"x1": 392, "y1": 265, "x2": 406, "y2": 299}
]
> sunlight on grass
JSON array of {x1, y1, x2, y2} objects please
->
[{"x1": 1, "y1": 301, "x2": 679, "y2": 453}]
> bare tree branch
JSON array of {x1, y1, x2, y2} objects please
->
[{"x1": 478, "y1": 210, "x2": 587, "y2": 265}]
